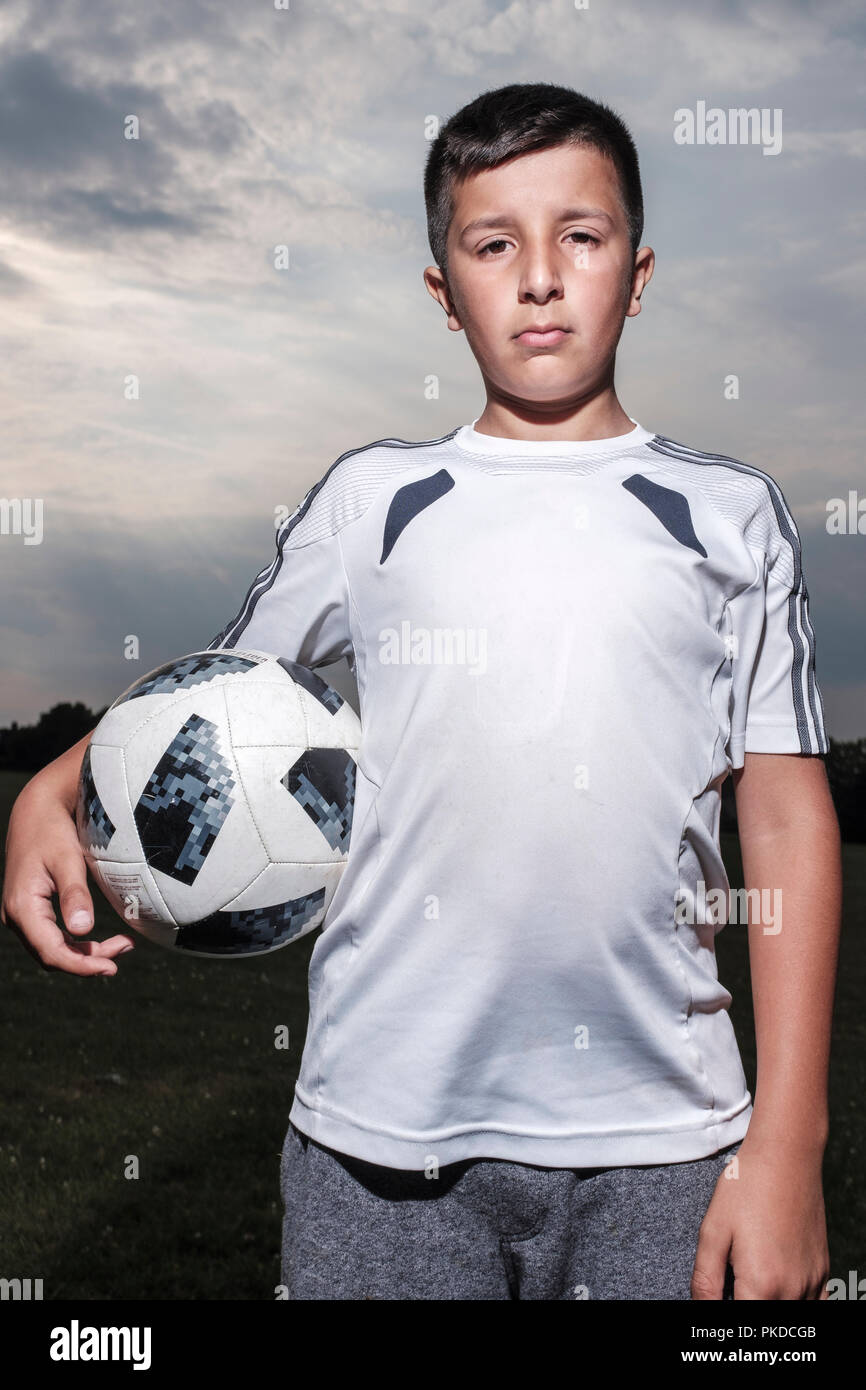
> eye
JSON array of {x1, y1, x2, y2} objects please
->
[
  {"x1": 477, "y1": 239, "x2": 510, "y2": 257},
  {"x1": 477, "y1": 231, "x2": 601, "y2": 258}
]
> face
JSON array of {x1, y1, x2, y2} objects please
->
[{"x1": 424, "y1": 142, "x2": 653, "y2": 414}]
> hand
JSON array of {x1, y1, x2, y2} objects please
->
[
  {"x1": 691, "y1": 1138, "x2": 830, "y2": 1299},
  {"x1": 1, "y1": 780, "x2": 136, "y2": 975}
]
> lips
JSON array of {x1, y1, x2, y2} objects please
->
[{"x1": 516, "y1": 326, "x2": 570, "y2": 346}]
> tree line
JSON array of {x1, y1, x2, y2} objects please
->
[{"x1": 1, "y1": 700, "x2": 864, "y2": 843}]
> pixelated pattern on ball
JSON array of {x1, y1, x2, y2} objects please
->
[
  {"x1": 175, "y1": 886, "x2": 327, "y2": 954},
  {"x1": 283, "y1": 749, "x2": 356, "y2": 851},
  {"x1": 77, "y1": 744, "x2": 116, "y2": 850},
  {"x1": 115, "y1": 652, "x2": 262, "y2": 705},
  {"x1": 277, "y1": 656, "x2": 344, "y2": 713},
  {"x1": 133, "y1": 714, "x2": 236, "y2": 885}
]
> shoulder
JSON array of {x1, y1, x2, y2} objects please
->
[
  {"x1": 280, "y1": 426, "x2": 462, "y2": 547},
  {"x1": 644, "y1": 432, "x2": 804, "y2": 585}
]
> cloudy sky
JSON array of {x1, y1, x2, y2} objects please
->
[{"x1": 1, "y1": 0, "x2": 863, "y2": 738}]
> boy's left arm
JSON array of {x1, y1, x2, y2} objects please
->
[{"x1": 691, "y1": 751, "x2": 842, "y2": 1301}]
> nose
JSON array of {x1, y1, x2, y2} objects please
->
[{"x1": 518, "y1": 243, "x2": 565, "y2": 305}]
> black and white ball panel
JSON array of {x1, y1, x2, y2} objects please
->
[{"x1": 76, "y1": 649, "x2": 361, "y2": 957}]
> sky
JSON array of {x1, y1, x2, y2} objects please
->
[{"x1": 1, "y1": 0, "x2": 864, "y2": 737}]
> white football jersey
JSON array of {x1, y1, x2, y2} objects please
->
[{"x1": 207, "y1": 418, "x2": 828, "y2": 1169}]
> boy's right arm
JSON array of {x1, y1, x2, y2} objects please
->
[{"x1": 1, "y1": 730, "x2": 136, "y2": 976}]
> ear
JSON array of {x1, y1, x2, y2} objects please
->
[
  {"x1": 423, "y1": 264, "x2": 463, "y2": 331},
  {"x1": 625, "y1": 245, "x2": 655, "y2": 319}
]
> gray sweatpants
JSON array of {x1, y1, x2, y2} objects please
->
[{"x1": 279, "y1": 1120, "x2": 743, "y2": 1300}]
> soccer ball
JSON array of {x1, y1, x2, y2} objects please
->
[{"x1": 75, "y1": 649, "x2": 361, "y2": 957}]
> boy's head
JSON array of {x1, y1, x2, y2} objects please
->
[{"x1": 423, "y1": 82, "x2": 653, "y2": 418}]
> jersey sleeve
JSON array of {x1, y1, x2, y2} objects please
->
[
  {"x1": 204, "y1": 484, "x2": 353, "y2": 670},
  {"x1": 726, "y1": 506, "x2": 829, "y2": 768}
]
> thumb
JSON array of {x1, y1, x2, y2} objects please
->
[{"x1": 55, "y1": 852, "x2": 97, "y2": 934}]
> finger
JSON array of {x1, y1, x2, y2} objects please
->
[
  {"x1": 5, "y1": 883, "x2": 134, "y2": 976},
  {"x1": 53, "y1": 862, "x2": 137, "y2": 955},
  {"x1": 61, "y1": 932, "x2": 138, "y2": 959},
  {"x1": 691, "y1": 1224, "x2": 731, "y2": 1300}
]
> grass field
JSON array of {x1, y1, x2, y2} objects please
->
[{"x1": 0, "y1": 769, "x2": 862, "y2": 1299}]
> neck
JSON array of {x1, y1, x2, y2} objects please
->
[{"x1": 472, "y1": 389, "x2": 635, "y2": 444}]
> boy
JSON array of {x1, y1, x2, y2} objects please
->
[{"x1": 2, "y1": 83, "x2": 841, "y2": 1300}]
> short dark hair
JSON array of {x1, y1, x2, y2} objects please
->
[{"x1": 423, "y1": 82, "x2": 644, "y2": 276}]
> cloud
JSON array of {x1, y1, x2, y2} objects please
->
[{"x1": 0, "y1": 0, "x2": 862, "y2": 741}]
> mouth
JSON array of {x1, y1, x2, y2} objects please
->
[{"x1": 515, "y1": 326, "x2": 571, "y2": 348}]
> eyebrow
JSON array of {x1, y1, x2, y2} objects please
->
[{"x1": 459, "y1": 206, "x2": 615, "y2": 240}]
